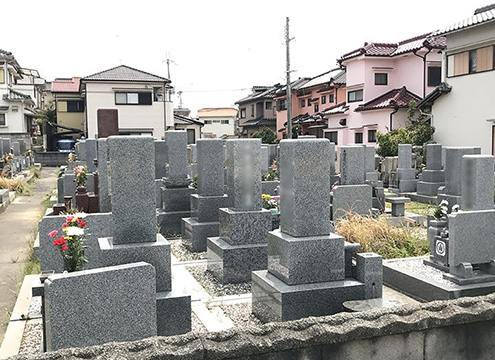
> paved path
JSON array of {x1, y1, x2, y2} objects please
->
[{"x1": 0, "y1": 168, "x2": 58, "y2": 343}]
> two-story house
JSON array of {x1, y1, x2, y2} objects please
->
[
  {"x1": 51, "y1": 77, "x2": 85, "y2": 141},
  {"x1": 197, "y1": 107, "x2": 238, "y2": 138},
  {"x1": 417, "y1": 4, "x2": 495, "y2": 154},
  {"x1": 235, "y1": 84, "x2": 281, "y2": 137},
  {"x1": 324, "y1": 33, "x2": 445, "y2": 146},
  {"x1": 0, "y1": 49, "x2": 39, "y2": 143},
  {"x1": 82, "y1": 65, "x2": 173, "y2": 138}
]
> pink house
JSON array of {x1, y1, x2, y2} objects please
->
[{"x1": 324, "y1": 33, "x2": 445, "y2": 146}]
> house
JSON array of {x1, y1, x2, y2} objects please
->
[
  {"x1": 235, "y1": 84, "x2": 281, "y2": 137},
  {"x1": 82, "y1": 65, "x2": 173, "y2": 138},
  {"x1": 172, "y1": 108, "x2": 204, "y2": 144},
  {"x1": 51, "y1": 77, "x2": 85, "y2": 141},
  {"x1": 324, "y1": 33, "x2": 445, "y2": 146},
  {"x1": 197, "y1": 107, "x2": 237, "y2": 138},
  {"x1": 417, "y1": 4, "x2": 495, "y2": 154},
  {"x1": 0, "y1": 49, "x2": 40, "y2": 142}
]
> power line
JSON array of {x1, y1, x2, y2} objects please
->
[{"x1": 178, "y1": 88, "x2": 250, "y2": 93}]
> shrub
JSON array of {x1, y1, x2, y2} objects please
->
[
  {"x1": 251, "y1": 127, "x2": 277, "y2": 144},
  {"x1": 0, "y1": 177, "x2": 33, "y2": 195},
  {"x1": 334, "y1": 212, "x2": 429, "y2": 259}
]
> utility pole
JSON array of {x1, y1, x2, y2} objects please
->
[{"x1": 285, "y1": 17, "x2": 293, "y2": 139}]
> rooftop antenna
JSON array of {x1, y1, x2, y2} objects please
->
[
  {"x1": 162, "y1": 52, "x2": 178, "y2": 80},
  {"x1": 177, "y1": 90, "x2": 183, "y2": 109}
]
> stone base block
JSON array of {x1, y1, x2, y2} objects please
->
[
  {"x1": 155, "y1": 179, "x2": 164, "y2": 208},
  {"x1": 407, "y1": 192, "x2": 438, "y2": 205},
  {"x1": 161, "y1": 187, "x2": 193, "y2": 212},
  {"x1": 181, "y1": 217, "x2": 219, "y2": 252},
  {"x1": 365, "y1": 172, "x2": 379, "y2": 182},
  {"x1": 156, "y1": 290, "x2": 191, "y2": 336},
  {"x1": 417, "y1": 181, "x2": 444, "y2": 196},
  {"x1": 332, "y1": 184, "x2": 372, "y2": 221},
  {"x1": 207, "y1": 236, "x2": 267, "y2": 284},
  {"x1": 422, "y1": 169, "x2": 445, "y2": 183},
  {"x1": 252, "y1": 270, "x2": 365, "y2": 323},
  {"x1": 437, "y1": 194, "x2": 462, "y2": 210},
  {"x1": 191, "y1": 194, "x2": 228, "y2": 222},
  {"x1": 157, "y1": 209, "x2": 191, "y2": 236},
  {"x1": 267, "y1": 229, "x2": 345, "y2": 285},
  {"x1": 397, "y1": 168, "x2": 416, "y2": 180},
  {"x1": 399, "y1": 179, "x2": 417, "y2": 193},
  {"x1": 219, "y1": 208, "x2": 272, "y2": 246},
  {"x1": 261, "y1": 180, "x2": 280, "y2": 196},
  {"x1": 98, "y1": 234, "x2": 171, "y2": 292}
]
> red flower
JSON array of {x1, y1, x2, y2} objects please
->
[
  {"x1": 53, "y1": 238, "x2": 66, "y2": 246},
  {"x1": 80, "y1": 221, "x2": 86, "y2": 228},
  {"x1": 76, "y1": 218, "x2": 80, "y2": 223},
  {"x1": 61, "y1": 245, "x2": 68, "y2": 252},
  {"x1": 62, "y1": 223, "x2": 68, "y2": 228},
  {"x1": 48, "y1": 230, "x2": 58, "y2": 238}
]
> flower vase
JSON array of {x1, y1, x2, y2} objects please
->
[{"x1": 75, "y1": 185, "x2": 89, "y2": 212}]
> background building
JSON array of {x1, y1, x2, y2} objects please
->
[{"x1": 197, "y1": 107, "x2": 237, "y2": 138}]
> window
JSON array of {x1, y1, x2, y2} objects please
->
[
  {"x1": 325, "y1": 131, "x2": 338, "y2": 144},
  {"x1": 307, "y1": 98, "x2": 312, "y2": 106},
  {"x1": 240, "y1": 108, "x2": 246, "y2": 118},
  {"x1": 469, "y1": 50, "x2": 477, "y2": 73},
  {"x1": 348, "y1": 89, "x2": 363, "y2": 103},
  {"x1": 221, "y1": 120, "x2": 229, "y2": 124},
  {"x1": 329, "y1": 94, "x2": 335, "y2": 103},
  {"x1": 301, "y1": 99, "x2": 306, "y2": 107},
  {"x1": 205, "y1": 120, "x2": 212, "y2": 124},
  {"x1": 355, "y1": 132, "x2": 363, "y2": 144},
  {"x1": 67, "y1": 100, "x2": 85, "y2": 112},
  {"x1": 0, "y1": 113, "x2": 5, "y2": 126},
  {"x1": 115, "y1": 92, "x2": 152, "y2": 105},
  {"x1": 265, "y1": 102, "x2": 272, "y2": 110},
  {"x1": 368, "y1": 129, "x2": 377, "y2": 143},
  {"x1": 321, "y1": 95, "x2": 326, "y2": 104},
  {"x1": 374, "y1": 73, "x2": 388, "y2": 85},
  {"x1": 276, "y1": 99, "x2": 287, "y2": 111},
  {"x1": 0, "y1": 69, "x2": 4, "y2": 84},
  {"x1": 314, "y1": 104, "x2": 319, "y2": 112},
  {"x1": 477, "y1": 46, "x2": 494, "y2": 72},
  {"x1": 427, "y1": 67, "x2": 441, "y2": 87},
  {"x1": 251, "y1": 104, "x2": 254, "y2": 116}
]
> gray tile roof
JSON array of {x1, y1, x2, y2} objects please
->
[
  {"x1": 174, "y1": 114, "x2": 204, "y2": 126},
  {"x1": 236, "y1": 84, "x2": 282, "y2": 104},
  {"x1": 0, "y1": 49, "x2": 14, "y2": 59},
  {"x1": 84, "y1": 65, "x2": 170, "y2": 83},
  {"x1": 433, "y1": 5, "x2": 495, "y2": 36}
]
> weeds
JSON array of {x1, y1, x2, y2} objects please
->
[
  {"x1": 0, "y1": 177, "x2": 33, "y2": 195},
  {"x1": 334, "y1": 212, "x2": 429, "y2": 259}
]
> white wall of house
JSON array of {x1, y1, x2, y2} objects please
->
[
  {"x1": 200, "y1": 117, "x2": 236, "y2": 137},
  {"x1": 432, "y1": 22, "x2": 495, "y2": 154},
  {"x1": 0, "y1": 62, "x2": 30, "y2": 134},
  {"x1": 85, "y1": 82, "x2": 167, "y2": 139}
]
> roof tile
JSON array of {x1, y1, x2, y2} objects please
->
[
  {"x1": 84, "y1": 65, "x2": 169, "y2": 83},
  {"x1": 355, "y1": 87, "x2": 421, "y2": 112}
]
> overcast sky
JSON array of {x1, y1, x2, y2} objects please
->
[{"x1": 2, "y1": 0, "x2": 489, "y2": 115}]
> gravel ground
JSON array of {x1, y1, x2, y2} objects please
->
[
  {"x1": 170, "y1": 240, "x2": 207, "y2": 261},
  {"x1": 221, "y1": 303, "x2": 263, "y2": 327},
  {"x1": 18, "y1": 322, "x2": 42, "y2": 355},
  {"x1": 191, "y1": 312, "x2": 208, "y2": 334},
  {"x1": 28, "y1": 296, "x2": 41, "y2": 318},
  {"x1": 390, "y1": 257, "x2": 457, "y2": 287},
  {"x1": 186, "y1": 265, "x2": 251, "y2": 297}
]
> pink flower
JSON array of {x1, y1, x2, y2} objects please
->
[
  {"x1": 48, "y1": 230, "x2": 58, "y2": 238},
  {"x1": 66, "y1": 216, "x2": 73, "y2": 222},
  {"x1": 61, "y1": 245, "x2": 68, "y2": 252}
]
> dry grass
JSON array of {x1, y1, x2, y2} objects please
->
[
  {"x1": 0, "y1": 177, "x2": 32, "y2": 195},
  {"x1": 334, "y1": 212, "x2": 429, "y2": 259}
]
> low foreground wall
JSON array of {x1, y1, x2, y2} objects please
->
[
  {"x1": 11, "y1": 294, "x2": 495, "y2": 360},
  {"x1": 34, "y1": 152, "x2": 68, "y2": 167}
]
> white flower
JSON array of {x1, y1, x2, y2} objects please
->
[
  {"x1": 65, "y1": 227, "x2": 85, "y2": 236},
  {"x1": 440, "y1": 199, "x2": 449, "y2": 206},
  {"x1": 72, "y1": 213, "x2": 87, "y2": 219},
  {"x1": 452, "y1": 204, "x2": 460, "y2": 212}
]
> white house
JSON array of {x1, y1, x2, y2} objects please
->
[
  {"x1": 197, "y1": 107, "x2": 237, "y2": 138},
  {"x1": 0, "y1": 50, "x2": 40, "y2": 141},
  {"x1": 418, "y1": 5, "x2": 495, "y2": 154},
  {"x1": 82, "y1": 65, "x2": 174, "y2": 138}
]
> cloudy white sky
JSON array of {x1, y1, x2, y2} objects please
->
[{"x1": 2, "y1": 0, "x2": 490, "y2": 115}]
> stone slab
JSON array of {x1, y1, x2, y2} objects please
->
[
  {"x1": 156, "y1": 290, "x2": 191, "y2": 336},
  {"x1": 197, "y1": 139, "x2": 225, "y2": 196},
  {"x1": 421, "y1": 169, "x2": 445, "y2": 183},
  {"x1": 207, "y1": 236, "x2": 267, "y2": 284},
  {"x1": 85, "y1": 139, "x2": 97, "y2": 172},
  {"x1": 426, "y1": 144, "x2": 443, "y2": 171},
  {"x1": 98, "y1": 234, "x2": 171, "y2": 292},
  {"x1": 461, "y1": 155, "x2": 494, "y2": 211},
  {"x1": 261, "y1": 180, "x2": 279, "y2": 196},
  {"x1": 157, "y1": 209, "x2": 191, "y2": 237},
  {"x1": 97, "y1": 139, "x2": 111, "y2": 213},
  {"x1": 162, "y1": 186, "x2": 193, "y2": 212},
  {"x1": 445, "y1": 147, "x2": 481, "y2": 196},
  {"x1": 155, "y1": 140, "x2": 166, "y2": 179},
  {"x1": 332, "y1": 184, "x2": 372, "y2": 220},
  {"x1": 181, "y1": 217, "x2": 219, "y2": 252},
  {"x1": 44, "y1": 262, "x2": 156, "y2": 351},
  {"x1": 108, "y1": 136, "x2": 156, "y2": 245},
  {"x1": 252, "y1": 270, "x2": 365, "y2": 322},
  {"x1": 219, "y1": 207, "x2": 272, "y2": 246},
  {"x1": 398, "y1": 168, "x2": 416, "y2": 180},
  {"x1": 280, "y1": 139, "x2": 331, "y2": 237},
  {"x1": 354, "y1": 253, "x2": 383, "y2": 299},
  {"x1": 340, "y1": 146, "x2": 365, "y2": 185},
  {"x1": 417, "y1": 181, "x2": 444, "y2": 196},
  {"x1": 164, "y1": 131, "x2": 189, "y2": 181},
  {"x1": 191, "y1": 194, "x2": 228, "y2": 222},
  {"x1": 398, "y1": 144, "x2": 412, "y2": 169},
  {"x1": 399, "y1": 179, "x2": 417, "y2": 193},
  {"x1": 267, "y1": 229, "x2": 345, "y2": 285}
]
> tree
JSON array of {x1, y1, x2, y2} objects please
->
[
  {"x1": 376, "y1": 101, "x2": 434, "y2": 157},
  {"x1": 251, "y1": 127, "x2": 277, "y2": 144}
]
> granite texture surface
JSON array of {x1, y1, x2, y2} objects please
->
[
  {"x1": 197, "y1": 139, "x2": 225, "y2": 196},
  {"x1": 355, "y1": 252, "x2": 383, "y2": 299},
  {"x1": 339, "y1": 146, "x2": 365, "y2": 185},
  {"x1": 461, "y1": 155, "x2": 494, "y2": 211},
  {"x1": 332, "y1": 184, "x2": 372, "y2": 220},
  {"x1": 226, "y1": 139, "x2": 262, "y2": 211},
  {"x1": 426, "y1": 144, "x2": 443, "y2": 170},
  {"x1": 75, "y1": 140, "x2": 87, "y2": 161},
  {"x1": 207, "y1": 236, "x2": 268, "y2": 284},
  {"x1": 398, "y1": 144, "x2": 412, "y2": 169},
  {"x1": 181, "y1": 217, "x2": 220, "y2": 252},
  {"x1": 191, "y1": 194, "x2": 228, "y2": 222},
  {"x1": 12, "y1": 142, "x2": 20, "y2": 156},
  {"x1": 86, "y1": 139, "x2": 97, "y2": 172},
  {"x1": 2, "y1": 137, "x2": 11, "y2": 154},
  {"x1": 98, "y1": 234, "x2": 171, "y2": 292},
  {"x1": 267, "y1": 229, "x2": 345, "y2": 285},
  {"x1": 157, "y1": 209, "x2": 191, "y2": 236},
  {"x1": 444, "y1": 147, "x2": 481, "y2": 196},
  {"x1": 97, "y1": 138, "x2": 111, "y2": 212},
  {"x1": 161, "y1": 187, "x2": 193, "y2": 212},
  {"x1": 219, "y1": 207, "x2": 272, "y2": 245},
  {"x1": 279, "y1": 139, "x2": 331, "y2": 237},
  {"x1": 164, "y1": 130, "x2": 189, "y2": 181},
  {"x1": 262, "y1": 180, "x2": 279, "y2": 196},
  {"x1": 44, "y1": 262, "x2": 157, "y2": 351},
  {"x1": 108, "y1": 136, "x2": 156, "y2": 245},
  {"x1": 421, "y1": 169, "x2": 445, "y2": 183},
  {"x1": 156, "y1": 290, "x2": 191, "y2": 336},
  {"x1": 154, "y1": 140, "x2": 166, "y2": 179},
  {"x1": 261, "y1": 145, "x2": 269, "y2": 172}
]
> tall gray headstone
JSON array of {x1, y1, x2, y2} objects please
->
[
  {"x1": 461, "y1": 155, "x2": 494, "y2": 211},
  {"x1": 2, "y1": 138, "x2": 11, "y2": 154},
  {"x1": 75, "y1": 140, "x2": 87, "y2": 161},
  {"x1": 12, "y1": 142, "x2": 20, "y2": 156},
  {"x1": 86, "y1": 139, "x2": 97, "y2": 172},
  {"x1": 198, "y1": 139, "x2": 224, "y2": 196},
  {"x1": 340, "y1": 146, "x2": 365, "y2": 185},
  {"x1": 154, "y1": 140, "x2": 166, "y2": 179},
  {"x1": 108, "y1": 136, "x2": 156, "y2": 245},
  {"x1": 261, "y1": 145, "x2": 269, "y2": 173},
  {"x1": 445, "y1": 147, "x2": 482, "y2": 196},
  {"x1": 426, "y1": 144, "x2": 442, "y2": 171},
  {"x1": 97, "y1": 139, "x2": 111, "y2": 213},
  {"x1": 226, "y1": 139, "x2": 262, "y2": 211},
  {"x1": 164, "y1": 131, "x2": 188, "y2": 183},
  {"x1": 18, "y1": 139, "x2": 26, "y2": 154},
  {"x1": 398, "y1": 144, "x2": 412, "y2": 169}
]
